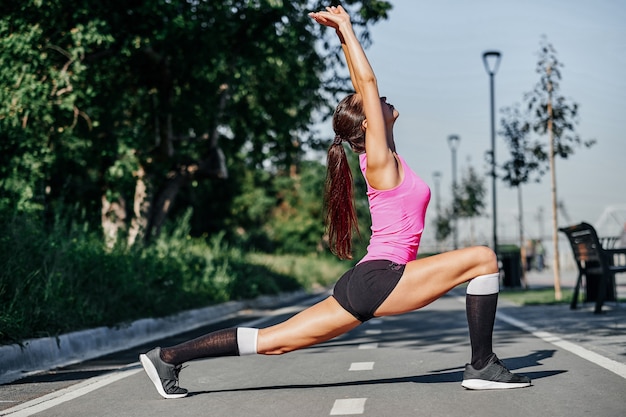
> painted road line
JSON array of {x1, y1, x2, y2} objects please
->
[
  {"x1": 349, "y1": 362, "x2": 375, "y2": 371},
  {"x1": 0, "y1": 365, "x2": 142, "y2": 417},
  {"x1": 2, "y1": 293, "x2": 330, "y2": 417},
  {"x1": 358, "y1": 343, "x2": 378, "y2": 350},
  {"x1": 497, "y1": 311, "x2": 626, "y2": 380},
  {"x1": 453, "y1": 295, "x2": 626, "y2": 380},
  {"x1": 330, "y1": 398, "x2": 367, "y2": 415}
]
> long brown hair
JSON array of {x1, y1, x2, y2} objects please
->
[{"x1": 324, "y1": 94, "x2": 366, "y2": 260}]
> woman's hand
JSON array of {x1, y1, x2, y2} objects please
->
[{"x1": 309, "y1": 5, "x2": 351, "y2": 31}]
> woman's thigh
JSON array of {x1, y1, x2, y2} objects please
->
[{"x1": 375, "y1": 246, "x2": 497, "y2": 316}]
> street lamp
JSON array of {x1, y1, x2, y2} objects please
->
[
  {"x1": 482, "y1": 50, "x2": 502, "y2": 253},
  {"x1": 432, "y1": 171, "x2": 442, "y2": 215},
  {"x1": 447, "y1": 134, "x2": 460, "y2": 250}
]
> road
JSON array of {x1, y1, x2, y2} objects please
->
[{"x1": 2, "y1": 284, "x2": 625, "y2": 417}]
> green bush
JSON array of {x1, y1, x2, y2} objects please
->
[{"x1": 0, "y1": 210, "x2": 346, "y2": 345}]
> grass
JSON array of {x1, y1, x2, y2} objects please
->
[
  {"x1": 499, "y1": 287, "x2": 576, "y2": 305},
  {"x1": 247, "y1": 252, "x2": 348, "y2": 290},
  {"x1": 500, "y1": 286, "x2": 626, "y2": 306}
]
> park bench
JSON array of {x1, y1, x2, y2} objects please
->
[{"x1": 559, "y1": 222, "x2": 626, "y2": 314}]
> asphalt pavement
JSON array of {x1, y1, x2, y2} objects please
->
[{"x1": 1, "y1": 267, "x2": 625, "y2": 417}]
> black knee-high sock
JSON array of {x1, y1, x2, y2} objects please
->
[
  {"x1": 160, "y1": 328, "x2": 256, "y2": 365},
  {"x1": 466, "y1": 293, "x2": 498, "y2": 370}
]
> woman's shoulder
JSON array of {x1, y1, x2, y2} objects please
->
[{"x1": 360, "y1": 151, "x2": 406, "y2": 165}]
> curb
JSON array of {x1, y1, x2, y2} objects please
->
[{"x1": 0, "y1": 289, "x2": 313, "y2": 385}]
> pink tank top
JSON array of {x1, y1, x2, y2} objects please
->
[{"x1": 358, "y1": 153, "x2": 431, "y2": 265}]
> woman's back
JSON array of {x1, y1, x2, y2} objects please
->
[{"x1": 359, "y1": 153, "x2": 431, "y2": 265}]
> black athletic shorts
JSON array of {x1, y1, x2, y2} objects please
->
[{"x1": 332, "y1": 260, "x2": 406, "y2": 322}]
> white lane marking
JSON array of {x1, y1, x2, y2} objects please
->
[
  {"x1": 0, "y1": 366, "x2": 142, "y2": 417},
  {"x1": 365, "y1": 329, "x2": 381, "y2": 335},
  {"x1": 454, "y1": 294, "x2": 626, "y2": 380},
  {"x1": 1, "y1": 293, "x2": 333, "y2": 416},
  {"x1": 349, "y1": 362, "x2": 374, "y2": 371},
  {"x1": 330, "y1": 398, "x2": 367, "y2": 415},
  {"x1": 358, "y1": 343, "x2": 378, "y2": 350},
  {"x1": 497, "y1": 311, "x2": 626, "y2": 380}
]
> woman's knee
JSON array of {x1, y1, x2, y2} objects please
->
[{"x1": 470, "y1": 246, "x2": 498, "y2": 274}]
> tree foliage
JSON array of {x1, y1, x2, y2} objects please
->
[
  {"x1": 498, "y1": 36, "x2": 596, "y2": 299},
  {"x1": 498, "y1": 104, "x2": 548, "y2": 188},
  {"x1": 433, "y1": 164, "x2": 486, "y2": 248},
  {"x1": 498, "y1": 36, "x2": 596, "y2": 192},
  {"x1": 525, "y1": 36, "x2": 596, "y2": 158},
  {"x1": 433, "y1": 210, "x2": 452, "y2": 243},
  {"x1": 453, "y1": 165, "x2": 486, "y2": 220},
  {"x1": 0, "y1": 0, "x2": 391, "y2": 251}
]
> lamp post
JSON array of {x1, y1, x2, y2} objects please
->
[
  {"x1": 447, "y1": 134, "x2": 460, "y2": 250},
  {"x1": 482, "y1": 50, "x2": 501, "y2": 253},
  {"x1": 432, "y1": 171, "x2": 443, "y2": 251},
  {"x1": 432, "y1": 171, "x2": 442, "y2": 215}
]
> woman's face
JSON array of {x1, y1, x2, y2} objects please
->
[{"x1": 380, "y1": 97, "x2": 399, "y2": 123}]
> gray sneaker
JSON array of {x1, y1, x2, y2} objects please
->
[
  {"x1": 461, "y1": 354, "x2": 531, "y2": 390},
  {"x1": 140, "y1": 347, "x2": 188, "y2": 399}
]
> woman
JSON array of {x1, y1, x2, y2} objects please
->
[{"x1": 139, "y1": 5, "x2": 531, "y2": 399}]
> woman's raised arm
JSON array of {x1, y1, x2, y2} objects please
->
[{"x1": 309, "y1": 6, "x2": 399, "y2": 188}]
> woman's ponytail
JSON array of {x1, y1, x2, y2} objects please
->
[
  {"x1": 324, "y1": 139, "x2": 359, "y2": 260},
  {"x1": 324, "y1": 93, "x2": 366, "y2": 260}
]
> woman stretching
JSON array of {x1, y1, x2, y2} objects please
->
[{"x1": 140, "y1": 5, "x2": 531, "y2": 399}]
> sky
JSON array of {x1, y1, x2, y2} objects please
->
[{"x1": 336, "y1": 0, "x2": 626, "y2": 249}]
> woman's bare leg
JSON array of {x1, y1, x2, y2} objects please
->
[
  {"x1": 257, "y1": 296, "x2": 361, "y2": 355},
  {"x1": 374, "y1": 246, "x2": 498, "y2": 315},
  {"x1": 161, "y1": 246, "x2": 496, "y2": 363},
  {"x1": 159, "y1": 296, "x2": 360, "y2": 365},
  {"x1": 374, "y1": 245, "x2": 505, "y2": 370},
  {"x1": 141, "y1": 296, "x2": 360, "y2": 399}
]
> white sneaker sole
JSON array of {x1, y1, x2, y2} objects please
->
[
  {"x1": 462, "y1": 378, "x2": 531, "y2": 390},
  {"x1": 140, "y1": 354, "x2": 188, "y2": 399}
]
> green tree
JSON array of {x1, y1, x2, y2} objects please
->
[
  {"x1": 433, "y1": 210, "x2": 453, "y2": 244},
  {"x1": 453, "y1": 165, "x2": 486, "y2": 246},
  {"x1": 524, "y1": 36, "x2": 596, "y2": 300},
  {"x1": 499, "y1": 104, "x2": 548, "y2": 272},
  {"x1": 0, "y1": 0, "x2": 391, "y2": 251},
  {"x1": 0, "y1": 10, "x2": 113, "y2": 215}
]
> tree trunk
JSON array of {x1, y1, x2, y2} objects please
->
[
  {"x1": 128, "y1": 165, "x2": 149, "y2": 247},
  {"x1": 517, "y1": 184, "x2": 528, "y2": 288},
  {"x1": 547, "y1": 66, "x2": 562, "y2": 301},
  {"x1": 132, "y1": 51, "x2": 230, "y2": 244},
  {"x1": 144, "y1": 170, "x2": 185, "y2": 241},
  {"x1": 142, "y1": 147, "x2": 229, "y2": 242},
  {"x1": 101, "y1": 194, "x2": 127, "y2": 249}
]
